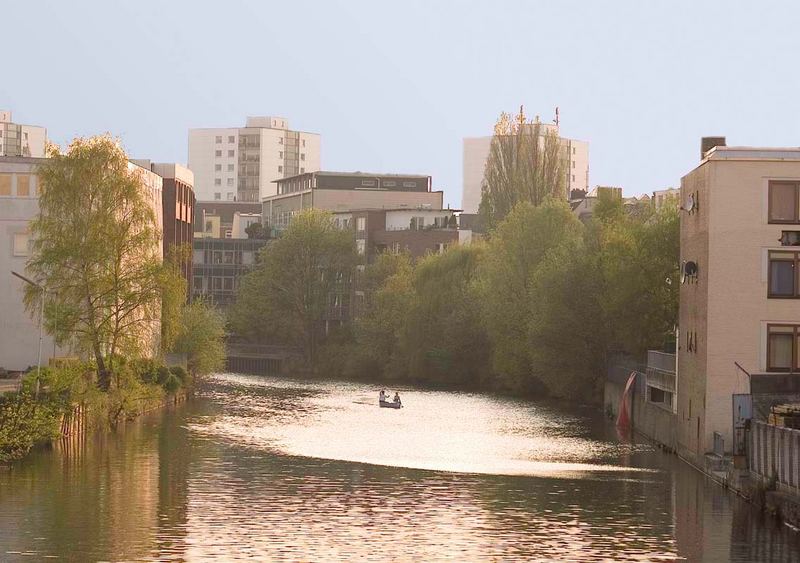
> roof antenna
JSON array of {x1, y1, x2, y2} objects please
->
[{"x1": 554, "y1": 106, "x2": 560, "y2": 127}]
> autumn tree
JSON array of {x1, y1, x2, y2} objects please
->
[
  {"x1": 26, "y1": 136, "x2": 166, "y2": 390},
  {"x1": 479, "y1": 107, "x2": 565, "y2": 228}
]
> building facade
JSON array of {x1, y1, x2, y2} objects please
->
[
  {"x1": 0, "y1": 111, "x2": 46, "y2": 158},
  {"x1": 188, "y1": 116, "x2": 321, "y2": 203},
  {"x1": 678, "y1": 139, "x2": 800, "y2": 466},
  {"x1": 195, "y1": 201, "x2": 262, "y2": 239},
  {"x1": 192, "y1": 237, "x2": 267, "y2": 307},
  {"x1": 461, "y1": 123, "x2": 589, "y2": 214},
  {"x1": 0, "y1": 157, "x2": 66, "y2": 371},
  {"x1": 263, "y1": 171, "x2": 443, "y2": 232}
]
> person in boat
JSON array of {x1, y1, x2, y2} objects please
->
[
  {"x1": 379, "y1": 389, "x2": 386, "y2": 402},
  {"x1": 393, "y1": 392, "x2": 401, "y2": 406}
]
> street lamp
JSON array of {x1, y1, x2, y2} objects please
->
[{"x1": 11, "y1": 270, "x2": 44, "y2": 398}]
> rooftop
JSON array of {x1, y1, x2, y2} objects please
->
[
  {"x1": 705, "y1": 146, "x2": 800, "y2": 162},
  {"x1": 275, "y1": 171, "x2": 431, "y2": 183}
]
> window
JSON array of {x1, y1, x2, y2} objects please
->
[
  {"x1": 0, "y1": 174, "x2": 11, "y2": 196},
  {"x1": 410, "y1": 216, "x2": 425, "y2": 230},
  {"x1": 215, "y1": 136, "x2": 222, "y2": 143},
  {"x1": 769, "y1": 181, "x2": 800, "y2": 223},
  {"x1": 767, "y1": 324, "x2": 800, "y2": 371},
  {"x1": 193, "y1": 276, "x2": 204, "y2": 291},
  {"x1": 572, "y1": 161, "x2": 576, "y2": 168},
  {"x1": 278, "y1": 138, "x2": 283, "y2": 145},
  {"x1": 361, "y1": 179, "x2": 376, "y2": 187},
  {"x1": 300, "y1": 153, "x2": 305, "y2": 161},
  {"x1": 300, "y1": 168, "x2": 305, "y2": 174},
  {"x1": 215, "y1": 164, "x2": 222, "y2": 171},
  {"x1": 215, "y1": 178, "x2": 222, "y2": 186},
  {"x1": 223, "y1": 277, "x2": 234, "y2": 291},
  {"x1": 769, "y1": 251, "x2": 800, "y2": 297},
  {"x1": 12, "y1": 233, "x2": 30, "y2": 256},
  {"x1": 227, "y1": 178, "x2": 234, "y2": 186},
  {"x1": 356, "y1": 217, "x2": 366, "y2": 231},
  {"x1": 572, "y1": 175, "x2": 576, "y2": 182},
  {"x1": 228, "y1": 135, "x2": 235, "y2": 143},
  {"x1": 214, "y1": 193, "x2": 221, "y2": 201},
  {"x1": 402, "y1": 181, "x2": 416, "y2": 188},
  {"x1": 228, "y1": 150, "x2": 235, "y2": 157},
  {"x1": 227, "y1": 164, "x2": 234, "y2": 172},
  {"x1": 384, "y1": 181, "x2": 396, "y2": 187},
  {"x1": 302, "y1": 139, "x2": 306, "y2": 147},
  {"x1": 16, "y1": 175, "x2": 30, "y2": 196},
  {"x1": 572, "y1": 147, "x2": 576, "y2": 154},
  {"x1": 227, "y1": 192, "x2": 234, "y2": 201},
  {"x1": 278, "y1": 166, "x2": 283, "y2": 173},
  {"x1": 215, "y1": 150, "x2": 222, "y2": 157},
  {"x1": 224, "y1": 251, "x2": 234, "y2": 264},
  {"x1": 356, "y1": 239, "x2": 366, "y2": 255}
]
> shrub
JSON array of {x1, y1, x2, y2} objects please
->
[
  {"x1": 169, "y1": 365, "x2": 188, "y2": 385},
  {"x1": 0, "y1": 393, "x2": 61, "y2": 463},
  {"x1": 156, "y1": 366, "x2": 171, "y2": 386},
  {"x1": 130, "y1": 358, "x2": 159, "y2": 385},
  {"x1": 162, "y1": 373, "x2": 181, "y2": 394}
]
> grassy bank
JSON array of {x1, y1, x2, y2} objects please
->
[{"x1": 0, "y1": 358, "x2": 191, "y2": 464}]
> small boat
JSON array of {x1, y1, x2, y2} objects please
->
[{"x1": 379, "y1": 399, "x2": 402, "y2": 409}]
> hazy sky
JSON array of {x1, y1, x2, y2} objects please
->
[{"x1": 3, "y1": 1, "x2": 800, "y2": 207}]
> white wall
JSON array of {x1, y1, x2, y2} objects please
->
[{"x1": 188, "y1": 127, "x2": 239, "y2": 202}]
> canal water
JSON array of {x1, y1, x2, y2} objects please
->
[{"x1": 1, "y1": 373, "x2": 799, "y2": 562}]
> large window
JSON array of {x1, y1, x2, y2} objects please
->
[
  {"x1": 356, "y1": 217, "x2": 366, "y2": 231},
  {"x1": 0, "y1": 174, "x2": 11, "y2": 196},
  {"x1": 769, "y1": 251, "x2": 800, "y2": 297},
  {"x1": 769, "y1": 181, "x2": 800, "y2": 223},
  {"x1": 767, "y1": 324, "x2": 800, "y2": 371}
]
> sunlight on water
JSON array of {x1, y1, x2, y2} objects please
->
[
  {"x1": 196, "y1": 374, "x2": 654, "y2": 478},
  {"x1": 2, "y1": 372, "x2": 799, "y2": 562}
]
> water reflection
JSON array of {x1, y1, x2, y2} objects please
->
[{"x1": 0, "y1": 373, "x2": 798, "y2": 561}]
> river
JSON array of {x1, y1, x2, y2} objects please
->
[{"x1": 1, "y1": 373, "x2": 799, "y2": 561}]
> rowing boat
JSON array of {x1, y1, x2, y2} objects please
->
[{"x1": 379, "y1": 400, "x2": 402, "y2": 409}]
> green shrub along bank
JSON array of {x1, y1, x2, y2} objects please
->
[{"x1": 0, "y1": 358, "x2": 191, "y2": 464}]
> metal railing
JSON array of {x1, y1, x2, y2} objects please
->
[
  {"x1": 750, "y1": 421, "x2": 800, "y2": 491},
  {"x1": 647, "y1": 350, "x2": 676, "y2": 373}
]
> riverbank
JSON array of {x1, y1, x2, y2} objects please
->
[{"x1": 0, "y1": 360, "x2": 192, "y2": 464}]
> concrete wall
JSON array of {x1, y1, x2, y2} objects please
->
[{"x1": 605, "y1": 371, "x2": 677, "y2": 450}]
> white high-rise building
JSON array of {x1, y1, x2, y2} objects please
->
[
  {"x1": 461, "y1": 123, "x2": 589, "y2": 214},
  {"x1": 188, "y1": 116, "x2": 321, "y2": 203},
  {"x1": 0, "y1": 111, "x2": 47, "y2": 158}
]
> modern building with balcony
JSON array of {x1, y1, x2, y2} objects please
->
[
  {"x1": 188, "y1": 116, "x2": 320, "y2": 203},
  {"x1": 262, "y1": 171, "x2": 443, "y2": 232},
  {"x1": 677, "y1": 137, "x2": 800, "y2": 467}
]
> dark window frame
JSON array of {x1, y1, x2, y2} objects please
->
[
  {"x1": 767, "y1": 323, "x2": 800, "y2": 372},
  {"x1": 768, "y1": 181, "x2": 800, "y2": 224},
  {"x1": 768, "y1": 250, "x2": 800, "y2": 298}
]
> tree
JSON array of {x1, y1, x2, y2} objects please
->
[
  {"x1": 26, "y1": 136, "x2": 165, "y2": 390},
  {"x1": 245, "y1": 221, "x2": 269, "y2": 240},
  {"x1": 347, "y1": 252, "x2": 415, "y2": 380},
  {"x1": 230, "y1": 209, "x2": 357, "y2": 367},
  {"x1": 160, "y1": 244, "x2": 191, "y2": 354},
  {"x1": 479, "y1": 107, "x2": 565, "y2": 228},
  {"x1": 403, "y1": 245, "x2": 490, "y2": 387},
  {"x1": 479, "y1": 200, "x2": 584, "y2": 392},
  {"x1": 173, "y1": 301, "x2": 225, "y2": 379}
]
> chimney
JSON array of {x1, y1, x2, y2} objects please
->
[{"x1": 701, "y1": 136, "x2": 726, "y2": 160}]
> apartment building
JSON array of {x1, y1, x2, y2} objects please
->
[
  {"x1": 191, "y1": 238, "x2": 267, "y2": 307},
  {"x1": 188, "y1": 116, "x2": 321, "y2": 203},
  {"x1": 0, "y1": 157, "x2": 163, "y2": 370},
  {"x1": 678, "y1": 138, "x2": 800, "y2": 466},
  {"x1": 461, "y1": 122, "x2": 589, "y2": 214},
  {"x1": 653, "y1": 187, "x2": 680, "y2": 211},
  {"x1": 263, "y1": 171, "x2": 442, "y2": 231},
  {"x1": 0, "y1": 111, "x2": 46, "y2": 158}
]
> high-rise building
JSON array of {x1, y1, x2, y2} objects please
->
[
  {"x1": 0, "y1": 111, "x2": 46, "y2": 158},
  {"x1": 461, "y1": 122, "x2": 589, "y2": 214},
  {"x1": 188, "y1": 116, "x2": 321, "y2": 203}
]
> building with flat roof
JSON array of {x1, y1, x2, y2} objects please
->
[
  {"x1": 188, "y1": 116, "x2": 320, "y2": 203},
  {"x1": 678, "y1": 138, "x2": 800, "y2": 466},
  {"x1": 194, "y1": 201, "x2": 262, "y2": 239},
  {"x1": 461, "y1": 122, "x2": 589, "y2": 214},
  {"x1": 0, "y1": 156, "x2": 164, "y2": 370},
  {"x1": 263, "y1": 171, "x2": 442, "y2": 232},
  {"x1": 0, "y1": 111, "x2": 46, "y2": 158}
]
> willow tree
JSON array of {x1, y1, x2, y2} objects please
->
[
  {"x1": 25, "y1": 136, "x2": 165, "y2": 390},
  {"x1": 478, "y1": 107, "x2": 565, "y2": 228}
]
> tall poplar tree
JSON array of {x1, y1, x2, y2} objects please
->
[{"x1": 478, "y1": 107, "x2": 565, "y2": 228}]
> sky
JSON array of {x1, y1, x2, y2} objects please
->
[{"x1": 3, "y1": 1, "x2": 800, "y2": 207}]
